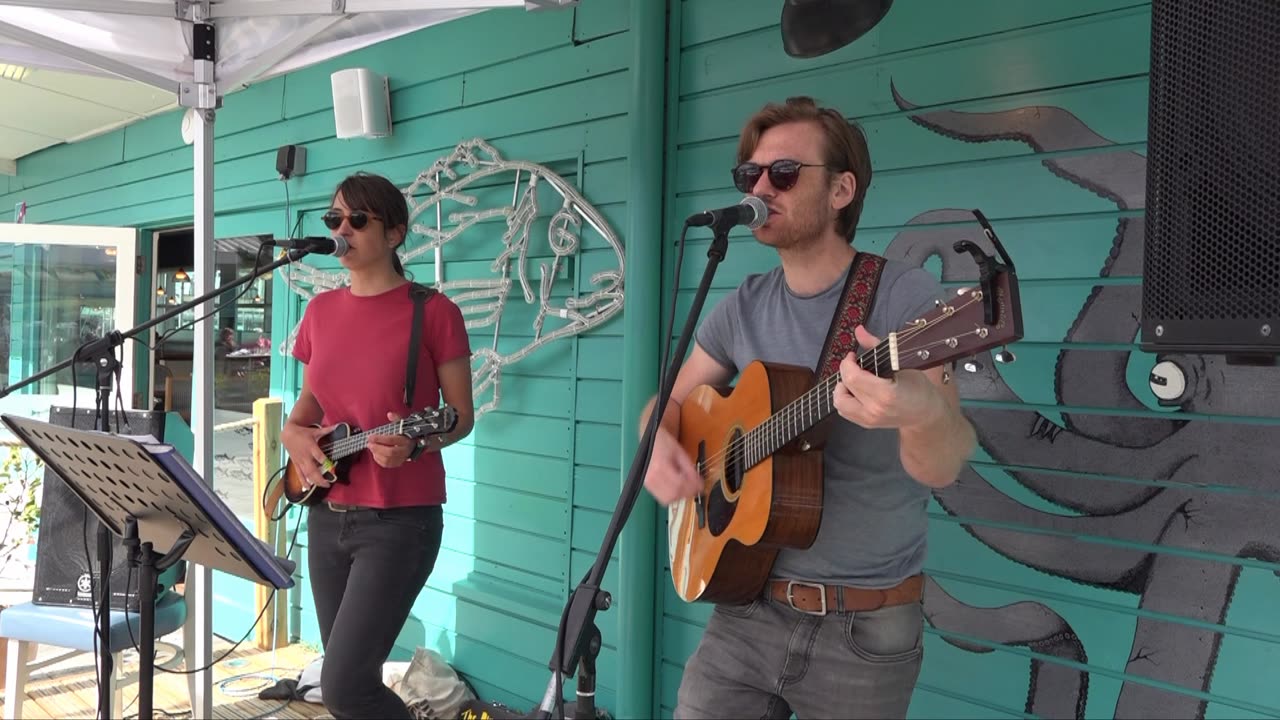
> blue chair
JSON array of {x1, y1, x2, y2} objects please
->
[{"x1": 1, "y1": 581, "x2": 195, "y2": 719}]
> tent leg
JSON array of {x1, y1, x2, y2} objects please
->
[{"x1": 184, "y1": 10, "x2": 218, "y2": 720}]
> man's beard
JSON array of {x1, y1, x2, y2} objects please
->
[{"x1": 759, "y1": 200, "x2": 831, "y2": 251}]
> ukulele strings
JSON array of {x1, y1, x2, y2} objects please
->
[
  {"x1": 321, "y1": 419, "x2": 406, "y2": 458},
  {"x1": 694, "y1": 291, "x2": 987, "y2": 476}
]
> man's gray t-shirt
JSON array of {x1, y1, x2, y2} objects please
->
[{"x1": 695, "y1": 256, "x2": 946, "y2": 589}]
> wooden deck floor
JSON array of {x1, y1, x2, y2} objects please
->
[{"x1": 1, "y1": 634, "x2": 328, "y2": 719}]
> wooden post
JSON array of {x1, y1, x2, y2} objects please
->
[{"x1": 252, "y1": 397, "x2": 288, "y2": 650}]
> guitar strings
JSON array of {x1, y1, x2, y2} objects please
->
[
  {"x1": 319, "y1": 419, "x2": 407, "y2": 459},
  {"x1": 693, "y1": 292, "x2": 987, "y2": 477}
]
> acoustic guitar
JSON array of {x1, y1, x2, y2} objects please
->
[
  {"x1": 269, "y1": 405, "x2": 458, "y2": 508},
  {"x1": 668, "y1": 248, "x2": 1023, "y2": 605}
]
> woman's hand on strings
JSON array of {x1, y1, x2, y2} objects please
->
[{"x1": 368, "y1": 411, "x2": 417, "y2": 468}]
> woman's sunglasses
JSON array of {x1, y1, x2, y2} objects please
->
[
  {"x1": 732, "y1": 159, "x2": 829, "y2": 193},
  {"x1": 322, "y1": 209, "x2": 381, "y2": 231}
]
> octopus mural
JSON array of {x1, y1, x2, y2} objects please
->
[
  {"x1": 278, "y1": 138, "x2": 625, "y2": 417},
  {"x1": 883, "y1": 81, "x2": 1280, "y2": 718}
]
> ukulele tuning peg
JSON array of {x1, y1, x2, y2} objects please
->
[{"x1": 993, "y1": 346, "x2": 1016, "y2": 364}]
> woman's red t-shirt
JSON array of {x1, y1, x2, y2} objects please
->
[{"x1": 292, "y1": 283, "x2": 470, "y2": 508}]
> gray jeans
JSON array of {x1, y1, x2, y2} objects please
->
[{"x1": 675, "y1": 593, "x2": 924, "y2": 719}]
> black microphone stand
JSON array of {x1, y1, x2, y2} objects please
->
[
  {"x1": 530, "y1": 218, "x2": 734, "y2": 719},
  {"x1": 0, "y1": 243, "x2": 315, "y2": 720}
]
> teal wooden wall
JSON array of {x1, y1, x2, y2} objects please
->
[
  {"x1": 660, "y1": 1, "x2": 1280, "y2": 719},
  {"x1": 6, "y1": 1, "x2": 1280, "y2": 718}
]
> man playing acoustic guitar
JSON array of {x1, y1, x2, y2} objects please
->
[{"x1": 642, "y1": 96, "x2": 977, "y2": 719}]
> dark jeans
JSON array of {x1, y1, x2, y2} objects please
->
[
  {"x1": 676, "y1": 593, "x2": 925, "y2": 719},
  {"x1": 308, "y1": 502, "x2": 443, "y2": 719}
]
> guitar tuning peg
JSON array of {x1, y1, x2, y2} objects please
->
[
  {"x1": 994, "y1": 347, "x2": 1016, "y2": 364},
  {"x1": 962, "y1": 359, "x2": 984, "y2": 373}
]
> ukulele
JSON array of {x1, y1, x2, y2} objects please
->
[
  {"x1": 271, "y1": 405, "x2": 458, "y2": 508},
  {"x1": 669, "y1": 241, "x2": 1022, "y2": 605}
]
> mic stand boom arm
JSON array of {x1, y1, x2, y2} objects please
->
[
  {"x1": 532, "y1": 220, "x2": 732, "y2": 719},
  {"x1": 0, "y1": 244, "x2": 310, "y2": 720}
]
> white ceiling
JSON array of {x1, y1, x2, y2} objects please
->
[{"x1": 0, "y1": 64, "x2": 178, "y2": 168}]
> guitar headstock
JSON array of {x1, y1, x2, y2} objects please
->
[
  {"x1": 887, "y1": 261, "x2": 1023, "y2": 375},
  {"x1": 402, "y1": 405, "x2": 459, "y2": 440}
]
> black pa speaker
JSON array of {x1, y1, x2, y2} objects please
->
[
  {"x1": 31, "y1": 406, "x2": 170, "y2": 609},
  {"x1": 276, "y1": 144, "x2": 307, "y2": 180},
  {"x1": 1139, "y1": 0, "x2": 1280, "y2": 358}
]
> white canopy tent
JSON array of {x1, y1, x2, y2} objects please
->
[{"x1": 0, "y1": 1, "x2": 575, "y2": 717}]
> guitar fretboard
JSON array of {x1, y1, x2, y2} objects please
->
[{"x1": 739, "y1": 338, "x2": 896, "y2": 469}]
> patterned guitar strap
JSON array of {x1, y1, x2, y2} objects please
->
[{"x1": 815, "y1": 252, "x2": 887, "y2": 379}]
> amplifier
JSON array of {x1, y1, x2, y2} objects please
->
[{"x1": 30, "y1": 406, "x2": 173, "y2": 609}]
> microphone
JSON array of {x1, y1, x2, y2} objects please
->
[
  {"x1": 263, "y1": 235, "x2": 349, "y2": 257},
  {"x1": 686, "y1": 195, "x2": 768, "y2": 230}
]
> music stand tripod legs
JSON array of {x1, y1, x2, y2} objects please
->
[
  {"x1": 122, "y1": 517, "x2": 195, "y2": 718},
  {"x1": 0, "y1": 413, "x2": 296, "y2": 720}
]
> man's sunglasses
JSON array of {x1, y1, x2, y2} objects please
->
[
  {"x1": 732, "y1": 159, "x2": 829, "y2": 193},
  {"x1": 322, "y1": 209, "x2": 381, "y2": 231}
]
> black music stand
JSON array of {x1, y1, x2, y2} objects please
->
[{"x1": 1, "y1": 413, "x2": 296, "y2": 720}]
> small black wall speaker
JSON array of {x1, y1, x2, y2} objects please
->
[
  {"x1": 1140, "y1": 0, "x2": 1280, "y2": 358},
  {"x1": 276, "y1": 144, "x2": 307, "y2": 180},
  {"x1": 31, "y1": 407, "x2": 168, "y2": 609}
]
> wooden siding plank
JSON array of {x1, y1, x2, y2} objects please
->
[
  {"x1": 573, "y1": 0, "x2": 630, "y2": 42},
  {"x1": 445, "y1": 477, "x2": 568, "y2": 539},
  {"x1": 463, "y1": 32, "x2": 631, "y2": 106},
  {"x1": 573, "y1": 464, "x2": 620, "y2": 514},
  {"x1": 573, "y1": 421, "x2": 621, "y2": 470},
  {"x1": 575, "y1": 379, "x2": 623, "y2": 424},
  {"x1": 441, "y1": 512, "x2": 567, "y2": 580}
]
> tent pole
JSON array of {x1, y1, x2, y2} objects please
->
[{"x1": 185, "y1": 7, "x2": 218, "y2": 719}]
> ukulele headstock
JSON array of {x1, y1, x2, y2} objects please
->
[{"x1": 402, "y1": 405, "x2": 459, "y2": 440}]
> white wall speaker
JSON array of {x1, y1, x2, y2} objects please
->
[{"x1": 331, "y1": 68, "x2": 392, "y2": 139}]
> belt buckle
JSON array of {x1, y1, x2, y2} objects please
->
[{"x1": 785, "y1": 580, "x2": 828, "y2": 616}]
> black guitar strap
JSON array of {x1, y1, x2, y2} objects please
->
[{"x1": 404, "y1": 282, "x2": 437, "y2": 408}]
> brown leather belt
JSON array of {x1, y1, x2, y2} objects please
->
[{"x1": 767, "y1": 574, "x2": 924, "y2": 616}]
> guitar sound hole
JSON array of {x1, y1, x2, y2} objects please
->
[
  {"x1": 724, "y1": 429, "x2": 745, "y2": 494},
  {"x1": 706, "y1": 430, "x2": 746, "y2": 537},
  {"x1": 706, "y1": 483, "x2": 734, "y2": 537}
]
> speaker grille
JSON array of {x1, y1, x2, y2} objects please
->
[
  {"x1": 1141, "y1": 0, "x2": 1280, "y2": 353},
  {"x1": 31, "y1": 407, "x2": 168, "y2": 609}
]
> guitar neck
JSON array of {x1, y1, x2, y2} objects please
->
[
  {"x1": 321, "y1": 419, "x2": 407, "y2": 460},
  {"x1": 743, "y1": 337, "x2": 897, "y2": 467}
]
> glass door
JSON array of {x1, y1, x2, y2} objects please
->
[{"x1": 0, "y1": 223, "x2": 138, "y2": 437}]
